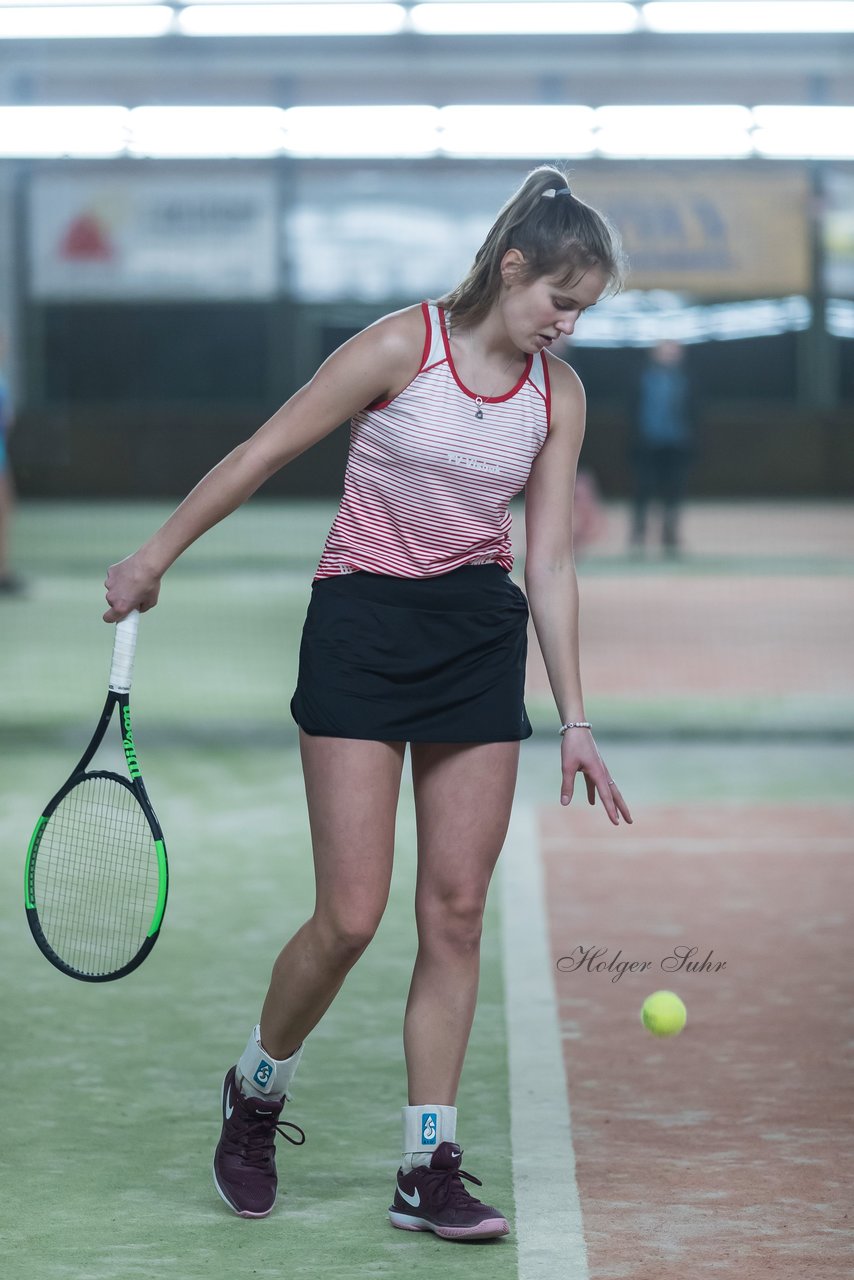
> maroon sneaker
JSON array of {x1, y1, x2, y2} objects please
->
[
  {"x1": 389, "y1": 1142, "x2": 510, "y2": 1241},
  {"x1": 213, "y1": 1066, "x2": 305, "y2": 1218}
]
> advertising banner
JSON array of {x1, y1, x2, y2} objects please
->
[
  {"x1": 289, "y1": 163, "x2": 810, "y2": 301},
  {"x1": 824, "y1": 170, "x2": 854, "y2": 297},
  {"x1": 30, "y1": 171, "x2": 278, "y2": 300}
]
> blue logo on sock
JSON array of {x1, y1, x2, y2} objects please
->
[
  {"x1": 253, "y1": 1059, "x2": 274, "y2": 1089},
  {"x1": 421, "y1": 1112, "x2": 437, "y2": 1145}
]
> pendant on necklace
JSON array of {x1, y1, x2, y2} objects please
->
[{"x1": 474, "y1": 397, "x2": 484, "y2": 420}]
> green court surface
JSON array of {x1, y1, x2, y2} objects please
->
[{"x1": 1, "y1": 500, "x2": 851, "y2": 1280}]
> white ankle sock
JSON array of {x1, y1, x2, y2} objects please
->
[
  {"x1": 236, "y1": 1025, "x2": 303, "y2": 1101},
  {"x1": 401, "y1": 1104, "x2": 457, "y2": 1171}
]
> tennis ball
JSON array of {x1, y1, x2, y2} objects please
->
[{"x1": 640, "y1": 990, "x2": 687, "y2": 1037}]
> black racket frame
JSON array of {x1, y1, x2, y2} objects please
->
[{"x1": 24, "y1": 687, "x2": 169, "y2": 982}]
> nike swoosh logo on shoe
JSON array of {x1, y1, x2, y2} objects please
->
[
  {"x1": 397, "y1": 1183, "x2": 420, "y2": 1208},
  {"x1": 225, "y1": 1086, "x2": 235, "y2": 1120}
]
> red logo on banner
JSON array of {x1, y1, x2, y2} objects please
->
[{"x1": 60, "y1": 213, "x2": 114, "y2": 260}]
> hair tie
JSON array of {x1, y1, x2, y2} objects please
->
[{"x1": 542, "y1": 186, "x2": 572, "y2": 199}]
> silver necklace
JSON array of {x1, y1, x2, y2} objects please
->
[{"x1": 466, "y1": 329, "x2": 520, "y2": 420}]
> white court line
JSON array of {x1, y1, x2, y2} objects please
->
[{"x1": 501, "y1": 803, "x2": 590, "y2": 1280}]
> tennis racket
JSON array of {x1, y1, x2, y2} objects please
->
[{"x1": 24, "y1": 610, "x2": 168, "y2": 981}]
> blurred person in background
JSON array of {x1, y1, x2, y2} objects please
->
[
  {"x1": 550, "y1": 336, "x2": 608, "y2": 559},
  {"x1": 0, "y1": 332, "x2": 25, "y2": 596},
  {"x1": 628, "y1": 339, "x2": 697, "y2": 556},
  {"x1": 573, "y1": 467, "x2": 608, "y2": 557}
]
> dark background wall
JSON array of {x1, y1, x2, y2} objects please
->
[{"x1": 12, "y1": 299, "x2": 854, "y2": 499}]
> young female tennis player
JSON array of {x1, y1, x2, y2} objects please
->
[{"x1": 104, "y1": 164, "x2": 632, "y2": 1241}]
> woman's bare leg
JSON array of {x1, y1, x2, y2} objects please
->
[
  {"x1": 404, "y1": 740, "x2": 520, "y2": 1104},
  {"x1": 259, "y1": 731, "x2": 406, "y2": 1059}
]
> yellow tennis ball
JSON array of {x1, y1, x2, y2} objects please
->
[{"x1": 640, "y1": 990, "x2": 687, "y2": 1037}]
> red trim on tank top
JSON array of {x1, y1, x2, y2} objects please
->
[
  {"x1": 362, "y1": 303, "x2": 435, "y2": 412},
  {"x1": 542, "y1": 352, "x2": 552, "y2": 431},
  {"x1": 438, "y1": 308, "x2": 533, "y2": 405}
]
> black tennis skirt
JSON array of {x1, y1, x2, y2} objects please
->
[{"x1": 289, "y1": 563, "x2": 533, "y2": 743}]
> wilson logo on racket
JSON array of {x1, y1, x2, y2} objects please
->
[
  {"x1": 122, "y1": 705, "x2": 141, "y2": 780},
  {"x1": 23, "y1": 610, "x2": 169, "y2": 983}
]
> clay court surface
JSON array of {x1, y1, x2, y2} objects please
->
[
  {"x1": 525, "y1": 501, "x2": 854, "y2": 725},
  {"x1": 515, "y1": 501, "x2": 853, "y2": 1278},
  {"x1": 1, "y1": 499, "x2": 852, "y2": 1280},
  {"x1": 520, "y1": 502, "x2": 854, "y2": 1278},
  {"x1": 538, "y1": 802, "x2": 853, "y2": 1280}
]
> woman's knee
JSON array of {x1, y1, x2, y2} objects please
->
[
  {"x1": 416, "y1": 887, "x2": 486, "y2": 954},
  {"x1": 313, "y1": 904, "x2": 384, "y2": 964}
]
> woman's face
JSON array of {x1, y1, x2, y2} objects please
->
[{"x1": 499, "y1": 252, "x2": 606, "y2": 353}]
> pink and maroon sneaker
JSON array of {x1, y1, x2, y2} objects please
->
[
  {"x1": 389, "y1": 1142, "x2": 510, "y2": 1241},
  {"x1": 213, "y1": 1066, "x2": 305, "y2": 1218}
]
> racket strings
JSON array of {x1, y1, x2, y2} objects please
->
[{"x1": 34, "y1": 775, "x2": 160, "y2": 977}]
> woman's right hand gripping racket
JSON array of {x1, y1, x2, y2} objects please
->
[{"x1": 24, "y1": 610, "x2": 168, "y2": 981}]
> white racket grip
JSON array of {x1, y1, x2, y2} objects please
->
[{"x1": 109, "y1": 610, "x2": 140, "y2": 693}]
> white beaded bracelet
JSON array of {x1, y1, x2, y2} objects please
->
[{"x1": 559, "y1": 721, "x2": 592, "y2": 735}]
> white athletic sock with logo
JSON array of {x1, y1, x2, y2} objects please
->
[
  {"x1": 401, "y1": 1104, "x2": 457, "y2": 1172},
  {"x1": 236, "y1": 1025, "x2": 303, "y2": 1102}
]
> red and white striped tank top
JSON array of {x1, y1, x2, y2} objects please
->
[{"x1": 314, "y1": 302, "x2": 551, "y2": 580}]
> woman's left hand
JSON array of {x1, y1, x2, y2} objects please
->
[{"x1": 559, "y1": 729, "x2": 632, "y2": 826}]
